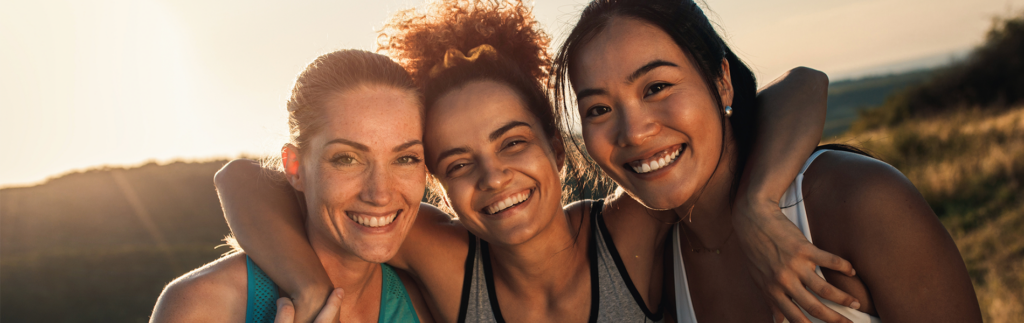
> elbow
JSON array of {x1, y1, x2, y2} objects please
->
[
  {"x1": 788, "y1": 66, "x2": 829, "y2": 95},
  {"x1": 214, "y1": 159, "x2": 261, "y2": 190}
]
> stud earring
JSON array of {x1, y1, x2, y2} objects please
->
[{"x1": 724, "y1": 106, "x2": 733, "y2": 118}]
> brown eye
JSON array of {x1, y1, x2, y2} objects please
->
[
  {"x1": 331, "y1": 155, "x2": 358, "y2": 165},
  {"x1": 586, "y1": 105, "x2": 611, "y2": 117},
  {"x1": 395, "y1": 156, "x2": 421, "y2": 165},
  {"x1": 645, "y1": 83, "x2": 670, "y2": 97},
  {"x1": 446, "y1": 162, "x2": 471, "y2": 177}
]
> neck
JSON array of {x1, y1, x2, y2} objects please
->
[
  {"x1": 488, "y1": 206, "x2": 589, "y2": 295},
  {"x1": 307, "y1": 229, "x2": 381, "y2": 314},
  {"x1": 674, "y1": 139, "x2": 739, "y2": 248}
]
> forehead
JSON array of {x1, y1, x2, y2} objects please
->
[
  {"x1": 319, "y1": 85, "x2": 422, "y2": 146},
  {"x1": 572, "y1": 17, "x2": 689, "y2": 88},
  {"x1": 426, "y1": 80, "x2": 537, "y2": 146}
]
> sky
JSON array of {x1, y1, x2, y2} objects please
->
[{"x1": 1, "y1": 0, "x2": 1021, "y2": 187}]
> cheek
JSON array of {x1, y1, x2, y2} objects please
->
[{"x1": 581, "y1": 124, "x2": 613, "y2": 164}]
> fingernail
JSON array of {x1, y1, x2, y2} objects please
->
[
  {"x1": 850, "y1": 269, "x2": 856, "y2": 276},
  {"x1": 850, "y1": 300, "x2": 861, "y2": 309}
]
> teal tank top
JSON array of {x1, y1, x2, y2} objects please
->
[{"x1": 244, "y1": 255, "x2": 421, "y2": 323}]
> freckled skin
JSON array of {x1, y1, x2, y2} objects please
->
[{"x1": 297, "y1": 86, "x2": 426, "y2": 264}]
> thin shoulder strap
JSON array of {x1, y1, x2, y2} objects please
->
[
  {"x1": 455, "y1": 233, "x2": 478, "y2": 323},
  {"x1": 799, "y1": 149, "x2": 832, "y2": 175}
]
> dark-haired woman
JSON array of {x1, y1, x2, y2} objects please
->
[
  {"x1": 149, "y1": 50, "x2": 434, "y2": 323},
  {"x1": 553, "y1": 0, "x2": 982, "y2": 322}
]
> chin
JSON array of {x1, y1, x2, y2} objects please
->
[
  {"x1": 623, "y1": 185, "x2": 692, "y2": 211},
  {"x1": 353, "y1": 244, "x2": 400, "y2": 263}
]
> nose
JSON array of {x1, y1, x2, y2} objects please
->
[
  {"x1": 615, "y1": 102, "x2": 661, "y2": 147},
  {"x1": 477, "y1": 157, "x2": 512, "y2": 192},
  {"x1": 359, "y1": 163, "x2": 393, "y2": 207}
]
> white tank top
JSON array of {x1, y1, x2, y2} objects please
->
[{"x1": 671, "y1": 150, "x2": 881, "y2": 323}]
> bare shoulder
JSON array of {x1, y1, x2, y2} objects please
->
[
  {"x1": 801, "y1": 150, "x2": 981, "y2": 321},
  {"x1": 802, "y1": 149, "x2": 932, "y2": 225},
  {"x1": 564, "y1": 199, "x2": 591, "y2": 222},
  {"x1": 150, "y1": 252, "x2": 249, "y2": 323}
]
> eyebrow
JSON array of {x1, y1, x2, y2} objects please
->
[
  {"x1": 393, "y1": 140, "x2": 423, "y2": 152},
  {"x1": 435, "y1": 147, "x2": 469, "y2": 168},
  {"x1": 434, "y1": 121, "x2": 531, "y2": 169},
  {"x1": 324, "y1": 138, "x2": 369, "y2": 151},
  {"x1": 324, "y1": 139, "x2": 422, "y2": 153},
  {"x1": 627, "y1": 60, "x2": 678, "y2": 83},
  {"x1": 575, "y1": 59, "x2": 679, "y2": 103},
  {"x1": 489, "y1": 121, "x2": 531, "y2": 141}
]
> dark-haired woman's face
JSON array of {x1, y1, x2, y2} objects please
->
[
  {"x1": 572, "y1": 17, "x2": 732, "y2": 210},
  {"x1": 425, "y1": 80, "x2": 565, "y2": 246}
]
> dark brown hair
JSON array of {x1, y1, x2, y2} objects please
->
[
  {"x1": 378, "y1": 0, "x2": 569, "y2": 208},
  {"x1": 552, "y1": 0, "x2": 759, "y2": 200}
]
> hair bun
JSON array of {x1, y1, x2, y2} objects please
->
[{"x1": 378, "y1": 0, "x2": 551, "y2": 86}]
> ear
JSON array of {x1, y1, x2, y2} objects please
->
[
  {"x1": 717, "y1": 58, "x2": 734, "y2": 108},
  {"x1": 552, "y1": 135, "x2": 566, "y2": 173},
  {"x1": 282, "y1": 144, "x2": 305, "y2": 192}
]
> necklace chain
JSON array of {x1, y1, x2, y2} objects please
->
[{"x1": 679, "y1": 224, "x2": 734, "y2": 254}]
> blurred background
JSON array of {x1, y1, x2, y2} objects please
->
[{"x1": 1, "y1": 0, "x2": 1022, "y2": 321}]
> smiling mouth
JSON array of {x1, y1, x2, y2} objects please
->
[
  {"x1": 483, "y1": 189, "x2": 533, "y2": 215},
  {"x1": 624, "y1": 144, "x2": 685, "y2": 174},
  {"x1": 346, "y1": 210, "x2": 400, "y2": 228}
]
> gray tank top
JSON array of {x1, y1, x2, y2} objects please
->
[{"x1": 456, "y1": 200, "x2": 664, "y2": 323}]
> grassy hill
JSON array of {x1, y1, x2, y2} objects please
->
[
  {"x1": 1, "y1": 160, "x2": 233, "y2": 322},
  {"x1": 827, "y1": 106, "x2": 1024, "y2": 322},
  {"x1": 826, "y1": 12, "x2": 1024, "y2": 323},
  {"x1": 823, "y1": 69, "x2": 936, "y2": 137}
]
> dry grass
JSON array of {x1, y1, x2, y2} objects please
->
[{"x1": 826, "y1": 105, "x2": 1024, "y2": 323}]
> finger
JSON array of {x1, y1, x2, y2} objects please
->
[
  {"x1": 809, "y1": 248, "x2": 855, "y2": 277},
  {"x1": 275, "y1": 298, "x2": 295, "y2": 323},
  {"x1": 787, "y1": 284, "x2": 852, "y2": 323},
  {"x1": 803, "y1": 273, "x2": 860, "y2": 309},
  {"x1": 772, "y1": 290, "x2": 813, "y2": 323},
  {"x1": 770, "y1": 303, "x2": 786, "y2": 323},
  {"x1": 312, "y1": 288, "x2": 345, "y2": 323}
]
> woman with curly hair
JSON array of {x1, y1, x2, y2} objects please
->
[{"x1": 217, "y1": 0, "x2": 878, "y2": 322}]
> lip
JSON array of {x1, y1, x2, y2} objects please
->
[
  {"x1": 344, "y1": 209, "x2": 403, "y2": 233},
  {"x1": 479, "y1": 188, "x2": 534, "y2": 219},
  {"x1": 621, "y1": 143, "x2": 686, "y2": 179}
]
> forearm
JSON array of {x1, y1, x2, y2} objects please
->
[
  {"x1": 739, "y1": 67, "x2": 828, "y2": 207},
  {"x1": 214, "y1": 159, "x2": 332, "y2": 321}
]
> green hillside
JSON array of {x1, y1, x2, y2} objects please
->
[
  {"x1": 1, "y1": 161, "x2": 233, "y2": 322},
  {"x1": 824, "y1": 69, "x2": 936, "y2": 137},
  {"x1": 827, "y1": 12, "x2": 1024, "y2": 323}
]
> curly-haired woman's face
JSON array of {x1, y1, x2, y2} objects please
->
[
  {"x1": 571, "y1": 17, "x2": 732, "y2": 210},
  {"x1": 293, "y1": 85, "x2": 425, "y2": 263},
  {"x1": 425, "y1": 80, "x2": 564, "y2": 246}
]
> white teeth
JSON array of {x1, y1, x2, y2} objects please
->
[
  {"x1": 631, "y1": 147, "x2": 682, "y2": 174},
  {"x1": 349, "y1": 212, "x2": 398, "y2": 228},
  {"x1": 485, "y1": 190, "x2": 531, "y2": 215}
]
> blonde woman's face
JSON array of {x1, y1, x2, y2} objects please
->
[{"x1": 297, "y1": 85, "x2": 425, "y2": 263}]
